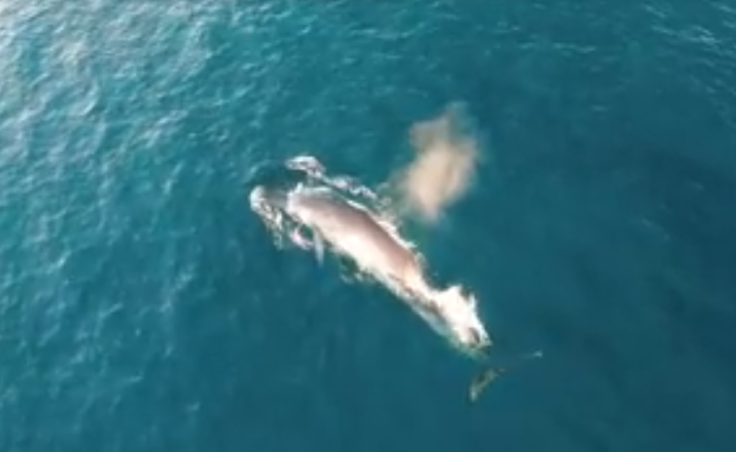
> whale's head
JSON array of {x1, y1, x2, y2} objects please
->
[
  {"x1": 431, "y1": 286, "x2": 492, "y2": 359},
  {"x1": 251, "y1": 183, "x2": 326, "y2": 231}
]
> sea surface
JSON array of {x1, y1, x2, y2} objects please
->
[{"x1": 2, "y1": 1, "x2": 736, "y2": 451}]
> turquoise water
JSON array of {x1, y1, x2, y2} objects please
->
[{"x1": 2, "y1": 2, "x2": 736, "y2": 451}]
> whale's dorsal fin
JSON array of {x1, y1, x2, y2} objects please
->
[{"x1": 314, "y1": 232, "x2": 325, "y2": 265}]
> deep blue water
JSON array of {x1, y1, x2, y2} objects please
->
[{"x1": 2, "y1": 1, "x2": 736, "y2": 451}]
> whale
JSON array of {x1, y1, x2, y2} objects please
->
[{"x1": 250, "y1": 182, "x2": 492, "y2": 359}]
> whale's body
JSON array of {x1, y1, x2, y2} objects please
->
[
  {"x1": 251, "y1": 183, "x2": 492, "y2": 358},
  {"x1": 288, "y1": 187, "x2": 419, "y2": 282}
]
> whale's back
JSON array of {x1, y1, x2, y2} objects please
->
[{"x1": 289, "y1": 188, "x2": 418, "y2": 277}]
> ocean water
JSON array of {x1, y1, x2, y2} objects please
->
[{"x1": 2, "y1": 1, "x2": 736, "y2": 451}]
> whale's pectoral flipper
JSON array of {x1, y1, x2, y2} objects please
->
[{"x1": 314, "y1": 232, "x2": 325, "y2": 265}]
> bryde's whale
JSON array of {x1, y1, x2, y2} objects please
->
[{"x1": 251, "y1": 182, "x2": 492, "y2": 359}]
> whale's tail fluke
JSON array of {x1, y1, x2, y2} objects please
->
[
  {"x1": 468, "y1": 349, "x2": 543, "y2": 403},
  {"x1": 469, "y1": 367, "x2": 504, "y2": 402}
]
